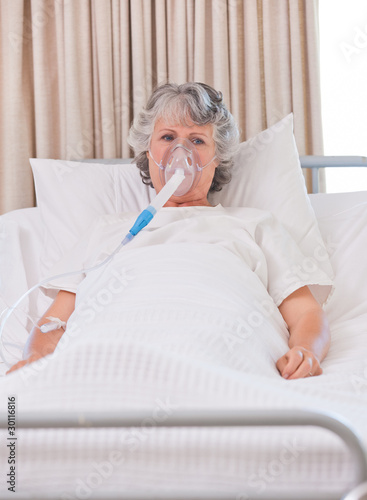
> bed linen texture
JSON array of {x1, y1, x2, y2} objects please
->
[{"x1": 0, "y1": 315, "x2": 365, "y2": 497}]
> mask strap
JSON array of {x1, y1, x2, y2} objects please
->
[
  {"x1": 148, "y1": 150, "x2": 162, "y2": 169},
  {"x1": 201, "y1": 155, "x2": 217, "y2": 170}
]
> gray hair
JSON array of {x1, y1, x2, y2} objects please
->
[{"x1": 127, "y1": 82, "x2": 240, "y2": 192}]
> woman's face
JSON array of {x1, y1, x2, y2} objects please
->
[{"x1": 147, "y1": 118, "x2": 218, "y2": 206}]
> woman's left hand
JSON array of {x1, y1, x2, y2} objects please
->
[{"x1": 276, "y1": 345, "x2": 323, "y2": 380}]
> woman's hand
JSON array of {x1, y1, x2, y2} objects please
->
[
  {"x1": 6, "y1": 290, "x2": 76, "y2": 376},
  {"x1": 276, "y1": 346, "x2": 323, "y2": 380},
  {"x1": 277, "y1": 286, "x2": 330, "y2": 381},
  {"x1": 6, "y1": 353, "x2": 44, "y2": 375}
]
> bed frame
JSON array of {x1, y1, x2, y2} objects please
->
[
  {"x1": 0, "y1": 408, "x2": 366, "y2": 499},
  {"x1": 300, "y1": 155, "x2": 367, "y2": 194},
  {"x1": 1, "y1": 156, "x2": 367, "y2": 500}
]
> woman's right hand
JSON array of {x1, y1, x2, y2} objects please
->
[{"x1": 6, "y1": 290, "x2": 76, "y2": 376}]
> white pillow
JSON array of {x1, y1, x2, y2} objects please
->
[
  {"x1": 30, "y1": 114, "x2": 333, "y2": 302},
  {"x1": 317, "y1": 202, "x2": 367, "y2": 326},
  {"x1": 211, "y1": 114, "x2": 330, "y2": 263},
  {"x1": 30, "y1": 159, "x2": 154, "y2": 274},
  {"x1": 0, "y1": 208, "x2": 53, "y2": 367},
  {"x1": 309, "y1": 191, "x2": 367, "y2": 218}
]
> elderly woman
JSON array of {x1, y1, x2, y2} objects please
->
[{"x1": 7, "y1": 82, "x2": 330, "y2": 379}]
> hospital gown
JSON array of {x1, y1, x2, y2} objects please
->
[{"x1": 45, "y1": 204, "x2": 333, "y2": 308}]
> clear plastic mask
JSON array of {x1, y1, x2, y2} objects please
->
[{"x1": 149, "y1": 137, "x2": 216, "y2": 196}]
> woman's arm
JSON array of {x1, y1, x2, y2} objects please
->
[
  {"x1": 276, "y1": 286, "x2": 330, "y2": 380},
  {"x1": 6, "y1": 290, "x2": 76, "y2": 374}
]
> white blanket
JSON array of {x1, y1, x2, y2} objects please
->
[
  {"x1": 4, "y1": 231, "x2": 293, "y2": 393},
  {"x1": 2, "y1": 231, "x2": 364, "y2": 412},
  {"x1": 0, "y1": 206, "x2": 366, "y2": 497},
  {"x1": 54, "y1": 242, "x2": 291, "y2": 383},
  {"x1": 1, "y1": 205, "x2": 333, "y2": 371}
]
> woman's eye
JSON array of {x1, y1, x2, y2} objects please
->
[
  {"x1": 192, "y1": 138, "x2": 204, "y2": 145},
  {"x1": 162, "y1": 134, "x2": 174, "y2": 141}
]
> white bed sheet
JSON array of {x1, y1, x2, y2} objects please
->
[{"x1": 0, "y1": 194, "x2": 367, "y2": 498}]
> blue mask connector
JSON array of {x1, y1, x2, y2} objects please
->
[
  {"x1": 122, "y1": 168, "x2": 185, "y2": 245},
  {"x1": 120, "y1": 206, "x2": 156, "y2": 245}
]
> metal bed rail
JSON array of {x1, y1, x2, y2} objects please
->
[
  {"x1": 300, "y1": 155, "x2": 367, "y2": 194},
  {"x1": 1, "y1": 408, "x2": 366, "y2": 500}
]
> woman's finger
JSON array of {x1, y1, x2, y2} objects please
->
[
  {"x1": 278, "y1": 349, "x2": 305, "y2": 379},
  {"x1": 288, "y1": 350, "x2": 323, "y2": 379},
  {"x1": 287, "y1": 354, "x2": 314, "y2": 379}
]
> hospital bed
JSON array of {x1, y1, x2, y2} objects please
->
[{"x1": 0, "y1": 114, "x2": 367, "y2": 499}]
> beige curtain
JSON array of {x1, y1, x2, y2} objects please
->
[{"x1": 0, "y1": 0, "x2": 323, "y2": 215}]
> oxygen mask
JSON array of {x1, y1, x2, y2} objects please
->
[{"x1": 149, "y1": 137, "x2": 216, "y2": 196}]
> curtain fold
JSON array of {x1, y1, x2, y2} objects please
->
[
  {"x1": 0, "y1": 0, "x2": 35, "y2": 212},
  {"x1": 0, "y1": 0, "x2": 323, "y2": 215}
]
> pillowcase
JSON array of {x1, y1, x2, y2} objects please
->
[
  {"x1": 0, "y1": 208, "x2": 53, "y2": 367},
  {"x1": 210, "y1": 113, "x2": 330, "y2": 261},
  {"x1": 317, "y1": 202, "x2": 367, "y2": 326},
  {"x1": 309, "y1": 191, "x2": 367, "y2": 218},
  {"x1": 30, "y1": 159, "x2": 154, "y2": 274},
  {"x1": 30, "y1": 113, "x2": 333, "y2": 303}
]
